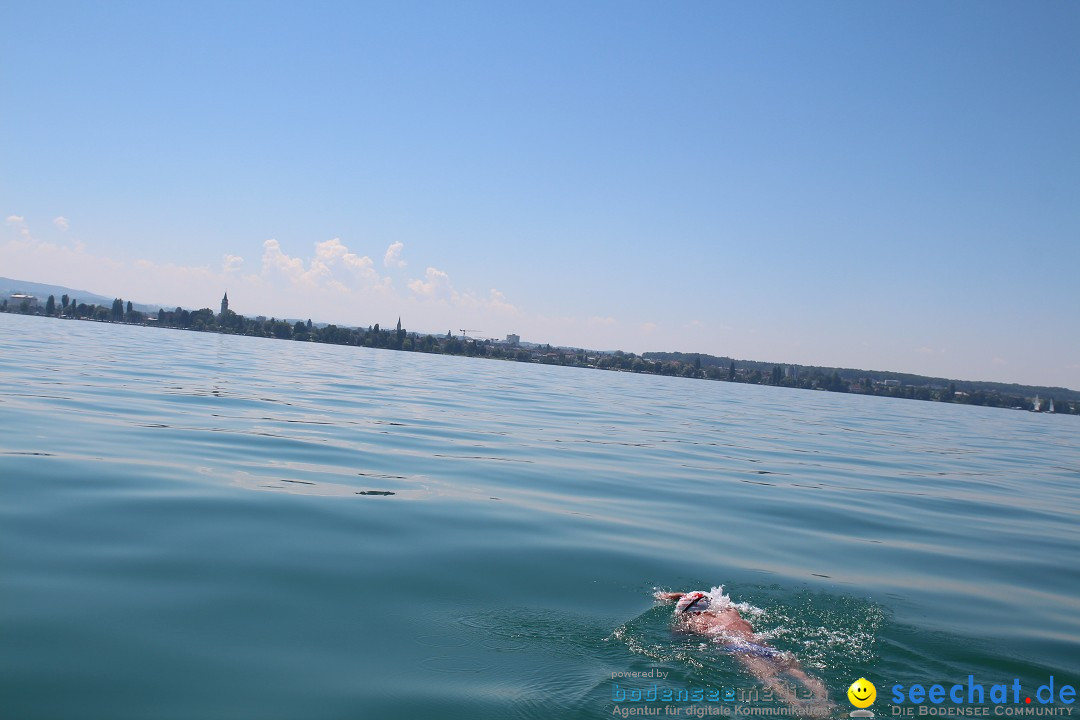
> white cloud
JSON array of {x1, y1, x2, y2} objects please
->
[
  {"x1": 345, "y1": 253, "x2": 377, "y2": 274},
  {"x1": 262, "y1": 239, "x2": 305, "y2": 280},
  {"x1": 383, "y1": 241, "x2": 406, "y2": 268},
  {"x1": 262, "y1": 237, "x2": 385, "y2": 289},
  {"x1": 53, "y1": 216, "x2": 70, "y2": 231},
  {"x1": 408, "y1": 266, "x2": 454, "y2": 300},
  {"x1": 641, "y1": 322, "x2": 657, "y2": 334},
  {"x1": 316, "y1": 238, "x2": 378, "y2": 279},
  {"x1": 314, "y1": 237, "x2": 351, "y2": 264},
  {"x1": 6, "y1": 215, "x2": 31, "y2": 239},
  {"x1": 486, "y1": 288, "x2": 518, "y2": 315},
  {"x1": 223, "y1": 254, "x2": 244, "y2": 272}
]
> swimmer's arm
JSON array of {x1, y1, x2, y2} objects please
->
[{"x1": 654, "y1": 591, "x2": 685, "y2": 602}]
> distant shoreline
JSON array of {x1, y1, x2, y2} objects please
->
[{"x1": 2, "y1": 293, "x2": 1076, "y2": 415}]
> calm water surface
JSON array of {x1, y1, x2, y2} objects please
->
[{"x1": 1, "y1": 313, "x2": 1078, "y2": 719}]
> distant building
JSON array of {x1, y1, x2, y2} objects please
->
[
  {"x1": 396, "y1": 317, "x2": 402, "y2": 334},
  {"x1": 9, "y1": 293, "x2": 38, "y2": 309},
  {"x1": 220, "y1": 292, "x2": 229, "y2": 316},
  {"x1": 506, "y1": 333, "x2": 520, "y2": 346}
]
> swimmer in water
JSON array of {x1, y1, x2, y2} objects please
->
[{"x1": 655, "y1": 588, "x2": 831, "y2": 710}]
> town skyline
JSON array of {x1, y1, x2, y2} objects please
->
[
  {"x1": 3, "y1": 3, "x2": 1078, "y2": 388},
  {"x1": 4, "y1": 278, "x2": 1078, "y2": 407}
]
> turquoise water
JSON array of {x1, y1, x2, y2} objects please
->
[{"x1": 1, "y1": 313, "x2": 1077, "y2": 719}]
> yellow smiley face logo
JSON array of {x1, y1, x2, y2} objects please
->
[{"x1": 847, "y1": 678, "x2": 876, "y2": 708}]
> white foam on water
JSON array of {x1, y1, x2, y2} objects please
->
[
  {"x1": 647, "y1": 585, "x2": 885, "y2": 672},
  {"x1": 702, "y1": 585, "x2": 735, "y2": 613}
]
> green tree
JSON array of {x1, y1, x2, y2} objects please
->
[
  {"x1": 188, "y1": 308, "x2": 215, "y2": 329},
  {"x1": 728, "y1": 361, "x2": 736, "y2": 381},
  {"x1": 827, "y1": 371, "x2": 847, "y2": 392},
  {"x1": 45, "y1": 295, "x2": 56, "y2": 316}
]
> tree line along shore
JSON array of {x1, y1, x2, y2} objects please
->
[{"x1": 5, "y1": 291, "x2": 1076, "y2": 416}]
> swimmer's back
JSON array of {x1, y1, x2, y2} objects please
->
[{"x1": 682, "y1": 606, "x2": 754, "y2": 636}]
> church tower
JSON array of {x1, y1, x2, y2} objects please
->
[{"x1": 220, "y1": 292, "x2": 229, "y2": 316}]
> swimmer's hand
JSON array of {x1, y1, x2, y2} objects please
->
[{"x1": 653, "y1": 591, "x2": 685, "y2": 603}]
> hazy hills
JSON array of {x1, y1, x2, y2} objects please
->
[{"x1": 0, "y1": 277, "x2": 162, "y2": 314}]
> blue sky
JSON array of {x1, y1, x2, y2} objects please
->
[{"x1": 3, "y1": 1, "x2": 1078, "y2": 388}]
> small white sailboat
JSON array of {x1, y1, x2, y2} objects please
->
[
  {"x1": 1049, "y1": 398, "x2": 1055, "y2": 413},
  {"x1": 1032, "y1": 395, "x2": 1042, "y2": 412}
]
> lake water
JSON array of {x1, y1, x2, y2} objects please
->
[{"x1": 1, "y1": 312, "x2": 1077, "y2": 719}]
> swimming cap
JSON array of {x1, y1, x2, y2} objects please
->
[{"x1": 675, "y1": 591, "x2": 711, "y2": 615}]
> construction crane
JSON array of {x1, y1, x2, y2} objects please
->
[{"x1": 459, "y1": 329, "x2": 483, "y2": 339}]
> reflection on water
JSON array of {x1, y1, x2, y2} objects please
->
[{"x1": 0, "y1": 314, "x2": 1078, "y2": 719}]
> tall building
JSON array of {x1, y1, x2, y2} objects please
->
[{"x1": 220, "y1": 292, "x2": 229, "y2": 316}]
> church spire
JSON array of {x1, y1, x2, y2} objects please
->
[{"x1": 220, "y1": 292, "x2": 229, "y2": 316}]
